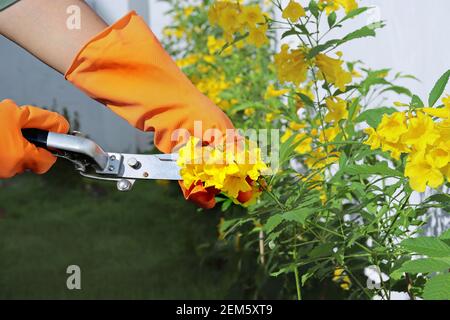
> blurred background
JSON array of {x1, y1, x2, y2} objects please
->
[{"x1": 0, "y1": 0, "x2": 449, "y2": 299}]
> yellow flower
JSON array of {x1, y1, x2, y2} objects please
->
[
  {"x1": 275, "y1": 44, "x2": 309, "y2": 86},
  {"x1": 244, "y1": 108, "x2": 255, "y2": 116},
  {"x1": 281, "y1": 129, "x2": 312, "y2": 154},
  {"x1": 184, "y1": 6, "x2": 195, "y2": 17},
  {"x1": 376, "y1": 112, "x2": 408, "y2": 144},
  {"x1": 178, "y1": 137, "x2": 267, "y2": 203},
  {"x1": 316, "y1": 53, "x2": 352, "y2": 92},
  {"x1": 266, "y1": 112, "x2": 275, "y2": 122},
  {"x1": 218, "y1": 5, "x2": 242, "y2": 34},
  {"x1": 176, "y1": 54, "x2": 199, "y2": 68},
  {"x1": 325, "y1": 97, "x2": 348, "y2": 123},
  {"x1": 239, "y1": 5, "x2": 265, "y2": 27},
  {"x1": 207, "y1": 36, "x2": 230, "y2": 55},
  {"x1": 428, "y1": 144, "x2": 450, "y2": 169},
  {"x1": 405, "y1": 152, "x2": 444, "y2": 192},
  {"x1": 422, "y1": 95, "x2": 450, "y2": 119},
  {"x1": 247, "y1": 25, "x2": 269, "y2": 48},
  {"x1": 264, "y1": 84, "x2": 289, "y2": 100},
  {"x1": 164, "y1": 28, "x2": 184, "y2": 39},
  {"x1": 305, "y1": 149, "x2": 339, "y2": 169},
  {"x1": 319, "y1": 125, "x2": 340, "y2": 143},
  {"x1": 282, "y1": 0, "x2": 306, "y2": 22},
  {"x1": 364, "y1": 127, "x2": 381, "y2": 150},
  {"x1": 402, "y1": 112, "x2": 439, "y2": 151},
  {"x1": 289, "y1": 121, "x2": 306, "y2": 131},
  {"x1": 319, "y1": 0, "x2": 358, "y2": 14}
]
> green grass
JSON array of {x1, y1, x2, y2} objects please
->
[{"x1": 0, "y1": 163, "x2": 236, "y2": 299}]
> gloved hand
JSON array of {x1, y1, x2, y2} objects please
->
[
  {"x1": 0, "y1": 99, "x2": 70, "y2": 179},
  {"x1": 65, "y1": 11, "x2": 235, "y2": 209}
]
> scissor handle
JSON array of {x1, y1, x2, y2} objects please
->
[
  {"x1": 22, "y1": 129, "x2": 49, "y2": 148},
  {"x1": 22, "y1": 128, "x2": 109, "y2": 171}
]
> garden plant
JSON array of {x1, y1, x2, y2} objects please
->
[{"x1": 162, "y1": 0, "x2": 450, "y2": 300}]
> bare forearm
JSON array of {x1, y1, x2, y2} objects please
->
[{"x1": 0, "y1": 0, "x2": 107, "y2": 73}]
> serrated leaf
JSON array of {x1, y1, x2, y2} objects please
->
[
  {"x1": 423, "y1": 273, "x2": 450, "y2": 300},
  {"x1": 264, "y1": 214, "x2": 283, "y2": 233},
  {"x1": 401, "y1": 237, "x2": 450, "y2": 257},
  {"x1": 428, "y1": 70, "x2": 450, "y2": 107},
  {"x1": 283, "y1": 207, "x2": 316, "y2": 225}
]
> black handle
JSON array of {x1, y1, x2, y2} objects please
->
[{"x1": 22, "y1": 129, "x2": 49, "y2": 148}]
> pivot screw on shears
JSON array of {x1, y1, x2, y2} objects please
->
[
  {"x1": 127, "y1": 157, "x2": 141, "y2": 169},
  {"x1": 117, "y1": 179, "x2": 133, "y2": 192}
]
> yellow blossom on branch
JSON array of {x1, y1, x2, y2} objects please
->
[
  {"x1": 319, "y1": 0, "x2": 358, "y2": 14},
  {"x1": 316, "y1": 53, "x2": 352, "y2": 91},
  {"x1": 275, "y1": 44, "x2": 309, "y2": 86},
  {"x1": 178, "y1": 137, "x2": 268, "y2": 205},
  {"x1": 325, "y1": 97, "x2": 349, "y2": 123},
  {"x1": 282, "y1": 0, "x2": 306, "y2": 22}
]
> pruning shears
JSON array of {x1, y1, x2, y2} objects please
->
[{"x1": 22, "y1": 129, "x2": 182, "y2": 192}]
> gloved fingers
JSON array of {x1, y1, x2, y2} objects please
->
[
  {"x1": 19, "y1": 106, "x2": 70, "y2": 133},
  {"x1": 18, "y1": 106, "x2": 69, "y2": 174},
  {"x1": 22, "y1": 141, "x2": 57, "y2": 174}
]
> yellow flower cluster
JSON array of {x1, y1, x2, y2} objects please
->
[
  {"x1": 319, "y1": 0, "x2": 358, "y2": 14},
  {"x1": 178, "y1": 137, "x2": 269, "y2": 204},
  {"x1": 274, "y1": 44, "x2": 309, "y2": 86},
  {"x1": 365, "y1": 96, "x2": 450, "y2": 192},
  {"x1": 316, "y1": 53, "x2": 353, "y2": 92},
  {"x1": 208, "y1": 1, "x2": 269, "y2": 47}
]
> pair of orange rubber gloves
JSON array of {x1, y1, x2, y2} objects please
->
[{"x1": 0, "y1": 12, "x2": 234, "y2": 209}]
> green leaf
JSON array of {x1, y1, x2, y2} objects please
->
[
  {"x1": 307, "y1": 39, "x2": 340, "y2": 59},
  {"x1": 428, "y1": 70, "x2": 450, "y2": 107},
  {"x1": 264, "y1": 214, "x2": 283, "y2": 233},
  {"x1": 380, "y1": 85, "x2": 412, "y2": 97},
  {"x1": 283, "y1": 207, "x2": 316, "y2": 225},
  {"x1": 327, "y1": 12, "x2": 337, "y2": 28},
  {"x1": 281, "y1": 28, "x2": 299, "y2": 39},
  {"x1": 401, "y1": 237, "x2": 450, "y2": 257},
  {"x1": 411, "y1": 95, "x2": 424, "y2": 108},
  {"x1": 296, "y1": 92, "x2": 315, "y2": 108},
  {"x1": 423, "y1": 273, "x2": 450, "y2": 300},
  {"x1": 356, "y1": 107, "x2": 397, "y2": 127},
  {"x1": 440, "y1": 228, "x2": 450, "y2": 240},
  {"x1": 308, "y1": 243, "x2": 335, "y2": 258},
  {"x1": 396, "y1": 258, "x2": 450, "y2": 274},
  {"x1": 308, "y1": 0, "x2": 319, "y2": 18},
  {"x1": 340, "y1": 21, "x2": 385, "y2": 45},
  {"x1": 339, "y1": 7, "x2": 371, "y2": 23},
  {"x1": 344, "y1": 162, "x2": 402, "y2": 177}
]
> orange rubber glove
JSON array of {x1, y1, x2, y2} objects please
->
[
  {"x1": 65, "y1": 11, "x2": 235, "y2": 209},
  {"x1": 0, "y1": 99, "x2": 70, "y2": 179}
]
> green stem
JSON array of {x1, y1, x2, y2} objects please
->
[{"x1": 293, "y1": 245, "x2": 302, "y2": 300}]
